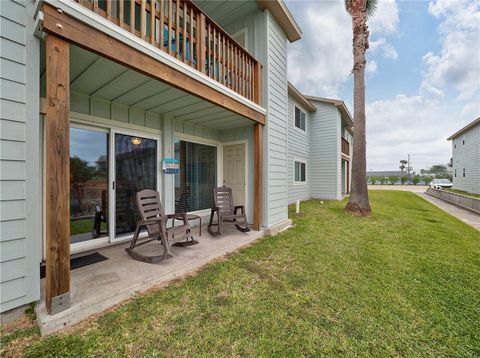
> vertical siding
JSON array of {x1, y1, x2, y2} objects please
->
[
  {"x1": 287, "y1": 96, "x2": 310, "y2": 204},
  {"x1": 262, "y1": 11, "x2": 289, "y2": 227},
  {"x1": 309, "y1": 101, "x2": 342, "y2": 200},
  {"x1": 451, "y1": 124, "x2": 480, "y2": 194},
  {"x1": 0, "y1": 0, "x2": 41, "y2": 312}
]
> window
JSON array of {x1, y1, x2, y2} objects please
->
[
  {"x1": 232, "y1": 28, "x2": 247, "y2": 48},
  {"x1": 174, "y1": 139, "x2": 217, "y2": 213},
  {"x1": 462, "y1": 135, "x2": 466, "y2": 145},
  {"x1": 294, "y1": 161, "x2": 306, "y2": 183},
  {"x1": 294, "y1": 106, "x2": 306, "y2": 131},
  {"x1": 463, "y1": 168, "x2": 466, "y2": 177},
  {"x1": 454, "y1": 169, "x2": 457, "y2": 177}
]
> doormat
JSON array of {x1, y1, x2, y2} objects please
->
[{"x1": 40, "y1": 252, "x2": 108, "y2": 279}]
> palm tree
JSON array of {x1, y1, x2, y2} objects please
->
[{"x1": 344, "y1": 0, "x2": 377, "y2": 216}]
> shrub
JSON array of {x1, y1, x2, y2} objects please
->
[
  {"x1": 400, "y1": 176, "x2": 408, "y2": 185},
  {"x1": 412, "y1": 176, "x2": 420, "y2": 185},
  {"x1": 388, "y1": 176, "x2": 398, "y2": 185}
]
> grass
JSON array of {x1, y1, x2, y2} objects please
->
[
  {"x1": 445, "y1": 188, "x2": 480, "y2": 199},
  {"x1": 2, "y1": 191, "x2": 479, "y2": 357}
]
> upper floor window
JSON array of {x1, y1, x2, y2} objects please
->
[
  {"x1": 462, "y1": 135, "x2": 466, "y2": 145},
  {"x1": 232, "y1": 29, "x2": 248, "y2": 49},
  {"x1": 454, "y1": 169, "x2": 457, "y2": 177},
  {"x1": 294, "y1": 106, "x2": 306, "y2": 131},
  {"x1": 463, "y1": 168, "x2": 466, "y2": 177},
  {"x1": 294, "y1": 160, "x2": 306, "y2": 183}
]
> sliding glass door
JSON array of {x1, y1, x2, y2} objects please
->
[
  {"x1": 114, "y1": 133, "x2": 158, "y2": 238},
  {"x1": 69, "y1": 127, "x2": 109, "y2": 245},
  {"x1": 68, "y1": 124, "x2": 160, "y2": 250}
]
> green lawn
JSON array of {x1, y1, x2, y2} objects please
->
[
  {"x1": 2, "y1": 191, "x2": 479, "y2": 357},
  {"x1": 446, "y1": 188, "x2": 480, "y2": 199}
]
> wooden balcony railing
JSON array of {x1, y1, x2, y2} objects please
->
[
  {"x1": 341, "y1": 137, "x2": 350, "y2": 156},
  {"x1": 74, "y1": 0, "x2": 262, "y2": 104}
]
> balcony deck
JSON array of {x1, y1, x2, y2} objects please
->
[{"x1": 73, "y1": 0, "x2": 261, "y2": 104}]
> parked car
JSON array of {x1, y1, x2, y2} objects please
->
[{"x1": 430, "y1": 178, "x2": 453, "y2": 189}]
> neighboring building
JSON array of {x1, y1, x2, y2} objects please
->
[
  {"x1": 447, "y1": 117, "x2": 480, "y2": 194},
  {"x1": 287, "y1": 83, "x2": 353, "y2": 203},
  {"x1": 0, "y1": 0, "x2": 350, "y2": 317},
  {"x1": 367, "y1": 171, "x2": 404, "y2": 178}
]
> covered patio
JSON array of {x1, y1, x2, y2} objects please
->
[
  {"x1": 36, "y1": 226, "x2": 266, "y2": 335},
  {"x1": 38, "y1": 1, "x2": 266, "y2": 326}
]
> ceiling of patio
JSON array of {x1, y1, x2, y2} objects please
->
[
  {"x1": 193, "y1": 0, "x2": 260, "y2": 28},
  {"x1": 40, "y1": 44, "x2": 253, "y2": 130}
]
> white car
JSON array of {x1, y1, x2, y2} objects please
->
[{"x1": 430, "y1": 178, "x2": 452, "y2": 189}]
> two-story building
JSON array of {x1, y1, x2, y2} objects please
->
[
  {"x1": 447, "y1": 117, "x2": 480, "y2": 194},
  {"x1": 287, "y1": 82, "x2": 353, "y2": 204},
  {"x1": 0, "y1": 0, "x2": 353, "y2": 329}
]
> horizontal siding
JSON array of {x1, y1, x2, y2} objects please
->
[
  {"x1": 309, "y1": 101, "x2": 341, "y2": 200},
  {"x1": 0, "y1": 0, "x2": 35, "y2": 312},
  {"x1": 451, "y1": 124, "x2": 480, "y2": 194},
  {"x1": 287, "y1": 96, "x2": 311, "y2": 204},
  {"x1": 265, "y1": 12, "x2": 288, "y2": 226}
]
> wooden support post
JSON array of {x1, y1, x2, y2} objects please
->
[
  {"x1": 253, "y1": 123, "x2": 263, "y2": 230},
  {"x1": 45, "y1": 35, "x2": 71, "y2": 314}
]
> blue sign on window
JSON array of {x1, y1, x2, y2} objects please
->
[{"x1": 162, "y1": 158, "x2": 180, "y2": 174}]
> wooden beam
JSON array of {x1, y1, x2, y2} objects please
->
[
  {"x1": 45, "y1": 34, "x2": 71, "y2": 314},
  {"x1": 41, "y1": 4, "x2": 265, "y2": 124},
  {"x1": 253, "y1": 123, "x2": 263, "y2": 230}
]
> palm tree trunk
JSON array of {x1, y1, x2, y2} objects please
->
[{"x1": 345, "y1": 2, "x2": 372, "y2": 216}]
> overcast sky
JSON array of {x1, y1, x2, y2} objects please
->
[{"x1": 285, "y1": 0, "x2": 480, "y2": 172}]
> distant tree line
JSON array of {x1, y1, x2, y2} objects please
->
[{"x1": 368, "y1": 164, "x2": 452, "y2": 185}]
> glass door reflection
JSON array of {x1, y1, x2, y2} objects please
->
[
  {"x1": 70, "y1": 127, "x2": 109, "y2": 245},
  {"x1": 114, "y1": 133, "x2": 158, "y2": 237}
]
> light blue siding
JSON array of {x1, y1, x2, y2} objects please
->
[
  {"x1": 262, "y1": 11, "x2": 289, "y2": 227},
  {"x1": 451, "y1": 123, "x2": 480, "y2": 194},
  {"x1": 309, "y1": 101, "x2": 342, "y2": 200},
  {"x1": 0, "y1": 0, "x2": 41, "y2": 313},
  {"x1": 287, "y1": 97, "x2": 310, "y2": 204}
]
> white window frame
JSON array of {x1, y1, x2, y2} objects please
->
[
  {"x1": 294, "y1": 105, "x2": 306, "y2": 133},
  {"x1": 65, "y1": 114, "x2": 162, "y2": 249},
  {"x1": 232, "y1": 28, "x2": 248, "y2": 49},
  {"x1": 293, "y1": 159, "x2": 307, "y2": 185}
]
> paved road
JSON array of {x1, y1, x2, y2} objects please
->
[
  {"x1": 369, "y1": 184, "x2": 427, "y2": 193},
  {"x1": 369, "y1": 185, "x2": 480, "y2": 231}
]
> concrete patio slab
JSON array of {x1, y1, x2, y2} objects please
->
[{"x1": 36, "y1": 226, "x2": 269, "y2": 335}]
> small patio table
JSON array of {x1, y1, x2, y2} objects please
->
[{"x1": 175, "y1": 214, "x2": 202, "y2": 237}]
